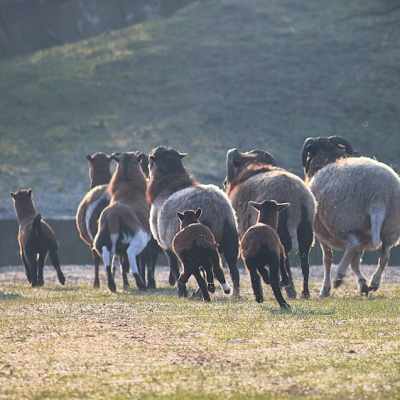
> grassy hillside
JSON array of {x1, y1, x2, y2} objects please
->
[{"x1": 0, "y1": 0, "x2": 399, "y2": 217}]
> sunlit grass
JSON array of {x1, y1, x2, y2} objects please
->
[{"x1": 0, "y1": 264, "x2": 399, "y2": 399}]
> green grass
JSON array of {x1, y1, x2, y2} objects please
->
[
  {"x1": 1, "y1": 265, "x2": 400, "y2": 399},
  {"x1": 0, "y1": 0, "x2": 399, "y2": 217}
]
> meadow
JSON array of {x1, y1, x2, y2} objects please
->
[{"x1": 1, "y1": 263, "x2": 399, "y2": 399}]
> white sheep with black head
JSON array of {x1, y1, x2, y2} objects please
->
[{"x1": 302, "y1": 135, "x2": 400, "y2": 296}]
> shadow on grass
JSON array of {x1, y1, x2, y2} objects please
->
[
  {"x1": 0, "y1": 291, "x2": 22, "y2": 300},
  {"x1": 261, "y1": 305, "x2": 334, "y2": 316}
]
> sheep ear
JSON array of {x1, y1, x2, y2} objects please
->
[
  {"x1": 177, "y1": 212, "x2": 185, "y2": 221},
  {"x1": 179, "y1": 152, "x2": 187, "y2": 159},
  {"x1": 278, "y1": 202, "x2": 290, "y2": 212},
  {"x1": 249, "y1": 201, "x2": 260, "y2": 211},
  {"x1": 149, "y1": 155, "x2": 156, "y2": 161},
  {"x1": 28, "y1": 189, "x2": 32, "y2": 198},
  {"x1": 195, "y1": 208, "x2": 202, "y2": 219},
  {"x1": 86, "y1": 154, "x2": 93, "y2": 162},
  {"x1": 111, "y1": 153, "x2": 121, "y2": 162},
  {"x1": 10, "y1": 192, "x2": 16, "y2": 199}
]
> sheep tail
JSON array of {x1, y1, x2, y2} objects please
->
[
  {"x1": 370, "y1": 206, "x2": 385, "y2": 249},
  {"x1": 32, "y1": 213, "x2": 42, "y2": 237}
]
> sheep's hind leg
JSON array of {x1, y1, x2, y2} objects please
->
[
  {"x1": 203, "y1": 260, "x2": 215, "y2": 293},
  {"x1": 369, "y1": 243, "x2": 391, "y2": 292},
  {"x1": 245, "y1": 258, "x2": 264, "y2": 303},
  {"x1": 165, "y1": 250, "x2": 179, "y2": 286},
  {"x1": 37, "y1": 251, "x2": 46, "y2": 286},
  {"x1": 320, "y1": 242, "x2": 333, "y2": 297},
  {"x1": 121, "y1": 255, "x2": 130, "y2": 290},
  {"x1": 127, "y1": 244, "x2": 146, "y2": 291},
  {"x1": 102, "y1": 246, "x2": 117, "y2": 292},
  {"x1": 210, "y1": 251, "x2": 230, "y2": 294},
  {"x1": 350, "y1": 250, "x2": 368, "y2": 295},
  {"x1": 333, "y1": 233, "x2": 359, "y2": 289},
  {"x1": 192, "y1": 269, "x2": 211, "y2": 302},
  {"x1": 48, "y1": 249, "x2": 66, "y2": 286},
  {"x1": 177, "y1": 267, "x2": 191, "y2": 298},
  {"x1": 21, "y1": 251, "x2": 32, "y2": 284},
  {"x1": 269, "y1": 256, "x2": 290, "y2": 309},
  {"x1": 92, "y1": 249, "x2": 101, "y2": 288}
]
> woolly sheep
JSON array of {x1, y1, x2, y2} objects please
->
[
  {"x1": 225, "y1": 148, "x2": 316, "y2": 299},
  {"x1": 302, "y1": 135, "x2": 400, "y2": 296}
]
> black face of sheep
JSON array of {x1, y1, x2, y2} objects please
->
[
  {"x1": 148, "y1": 146, "x2": 188, "y2": 179},
  {"x1": 240, "y1": 200, "x2": 291, "y2": 309},
  {"x1": 302, "y1": 135, "x2": 357, "y2": 179},
  {"x1": 302, "y1": 135, "x2": 400, "y2": 297},
  {"x1": 10, "y1": 189, "x2": 66, "y2": 287},
  {"x1": 173, "y1": 208, "x2": 231, "y2": 302}
]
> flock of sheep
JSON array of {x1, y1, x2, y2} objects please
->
[{"x1": 9, "y1": 135, "x2": 400, "y2": 308}]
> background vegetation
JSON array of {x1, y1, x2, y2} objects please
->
[{"x1": 0, "y1": 0, "x2": 399, "y2": 219}]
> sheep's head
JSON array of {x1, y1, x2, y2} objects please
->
[
  {"x1": 225, "y1": 148, "x2": 277, "y2": 191},
  {"x1": 249, "y1": 200, "x2": 290, "y2": 228},
  {"x1": 177, "y1": 208, "x2": 202, "y2": 229},
  {"x1": 111, "y1": 151, "x2": 144, "y2": 179},
  {"x1": 86, "y1": 152, "x2": 113, "y2": 188},
  {"x1": 148, "y1": 146, "x2": 187, "y2": 180},
  {"x1": 10, "y1": 188, "x2": 33, "y2": 202},
  {"x1": 302, "y1": 136, "x2": 358, "y2": 180}
]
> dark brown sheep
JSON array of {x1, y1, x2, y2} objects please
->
[
  {"x1": 172, "y1": 208, "x2": 231, "y2": 302},
  {"x1": 93, "y1": 152, "x2": 151, "y2": 292},
  {"x1": 240, "y1": 200, "x2": 290, "y2": 309},
  {"x1": 10, "y1": 189, "x2": 65, "y2": 287}
]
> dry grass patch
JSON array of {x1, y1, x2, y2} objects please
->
[{"x1": 0, "y1": 264, "x2": 400, "y2": 399}]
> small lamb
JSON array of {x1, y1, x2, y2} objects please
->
[
  {"x1": 172, "y1": 208, "x2": 231, "y2": 302},
  {"x1": 240, "y1": 200, "x2": 291, "y2": 309}
]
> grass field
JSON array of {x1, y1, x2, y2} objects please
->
[
  {"x1": 0, "y1": 0, "x2": 399, "y2": 218},
  {"x1": 1, "y1": 264, "x2": 399, "y2": 399}
]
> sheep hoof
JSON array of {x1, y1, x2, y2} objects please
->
[
  {"x1": 178, "y1": 281, "x2": 188, "y2": 298},
  {"x1": 93, "y1": 281, "x2": 100, "y2": 289},
  {"x1": 232, "y1": 287, "x2": 241, "y2": 299},
  {"x1": 147, "y1": 281, "x2": 156, "y2": 289},
  {"x1": 319, "y1": 288, "x2": 331, "y2": 297},
  {"x1": 122, "y1": 284, "x2": 130, "y2": 291},
  {"x1": 38, "y1": 280, "x2": 44, "y2": 287},
  {"x1": 191, "y1": 288, "x2": 202, "y2": 299},
  {"x1": 280, "y1": 303, "x2": 291, "y2": 310},
  {"x1": 207, "y1": 283, "x2": 215, "y2": 293},
  {"x1": 224, "y1": 288, "x2": 231, "y2": 295},
  {"x1": 168, "y1": 273, "x2": 176, "y2": 286},
  {"x1": 107, "y1": 282, "x2": 117, "y2": 293},
  {"x1": 333, "y1": 278, "x2": 343, "y2": 288},
  {"x1": 58, "y1": 273, "x2": 66, "y2": 286},
  {"x1": 359, "y1": 282, "x2": 369, "y2": 296},
  {"x1": 285, "y1": 285, "x2": 297, "y2": 299},
  {"x1": 368, "y1": 283, "x2": 379, "y2": 292},
  {"x1": 300, "y1": 291, "x2": 310, "y2": 300}
]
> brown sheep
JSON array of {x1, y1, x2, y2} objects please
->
[
  {"x1": 225, "y1": 148, "x2": 316, "y2": 300},
  {"x1": 172, "y1": 208, "x2": 231, "y2": 302},
  {"x1": 240, "y1": 200, "x2": 290, "y2": 309},
  {"x1": 93, "y1": 152, "x2": 151, "y2": 292},
  {"x1": 10, "y1": 189, "x2": 65, "y2": 287}
]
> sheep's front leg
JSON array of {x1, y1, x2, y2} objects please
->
[
  {"x1": 320, "y1": 242, "x2": 333, "y2": 297},
  {"x1": 350, "y1": 250, "x2": 368, "y2": 295},
  {"x1": 369, "y1": 243, "x2": 391, "y2": 292},
  {"x1": 334, "y1": 233, "x2": 359, "y2": 289},
  {"x1": 21, "y1": 251, "x2": 32, "y2": 284}
]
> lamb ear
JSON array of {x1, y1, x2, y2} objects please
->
[
  {"x1": 278, "y1": 202, "x2": 290, "y2": 212},
  {"x1": 177, "y1": 212, "x2": 185, "y2": 221},
  {"x1": 10, "y1": 192, "x2": 16, "y2": 199},
  {"x1": 249, "y1": 201, "x2": 260, "y2": 211},
  {"x1": 179, "y1": 152, "x2": 187, "y2": 159},
  {"x1": 195, "y1": 208, "x2": 202, "y2": 219},
  {"x1": 28, "y1": 189, "x2": 32, "y2": 198},
  {"x1": 86, "y1": 154, "x2": 93, "y2": 162}
]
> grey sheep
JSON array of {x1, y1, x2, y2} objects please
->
[
  {"x1": 146, "y1": 146, "x2": 240, "y2": 298},
  {"x1": 225, "y1": 148, "x2": 316, "y2": 299},
  {"x1": 302, "y1": 135, "x2": 400, "y2": 296}
]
